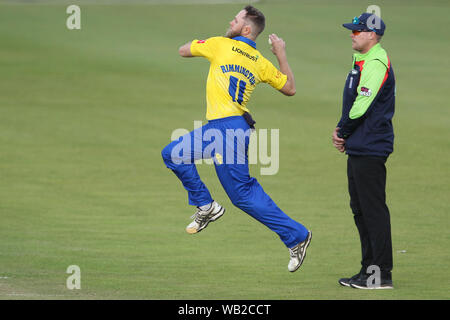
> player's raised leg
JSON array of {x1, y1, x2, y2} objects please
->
[{"x1": 161, "y1": 124, "x2": 225, "y2": 233}]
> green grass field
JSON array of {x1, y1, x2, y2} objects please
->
[{"x1": 0, "y1": 0, "x2": 449, "y2": 300}]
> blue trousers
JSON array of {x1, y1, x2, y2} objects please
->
[{"x1": 161, "y1": 116, "x2": 308, "y2": 248}]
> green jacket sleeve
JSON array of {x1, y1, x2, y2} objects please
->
[
  {"x1": 350, "y1": 59, "x2": 387, "y2": 119},
  {"x1": 338, "y1": 59, "x2": 387, "y2": 138}
]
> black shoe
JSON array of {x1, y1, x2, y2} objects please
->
[
  {"x1": 338, "y1": 272, "x2": 363, "y2": 287},
  {"x1": 350, "y1": 273, "x2": 394, "y2": 290}
]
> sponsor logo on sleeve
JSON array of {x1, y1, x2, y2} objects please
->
[
  {"x1": 360, "y1": 86, "x2": 372, "y2": 97},
  {"x1": 197, "y1": 40, "x2": 206, "y2": 44}
]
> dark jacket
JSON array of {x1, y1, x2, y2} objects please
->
[{"x1": 338, "y1": 43, "x2": 396, "y2": 158}]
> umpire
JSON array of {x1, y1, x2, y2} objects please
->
[{"x1": 332, "y1": 13, "x2": 395, "y2": 289}]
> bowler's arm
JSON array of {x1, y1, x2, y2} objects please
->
[
  {"x1": 269, "y1": 34, "x2": 296, "y2": 96},
  {"x1": 179, "y1": 41, "x2": 194, "y2": 57}
]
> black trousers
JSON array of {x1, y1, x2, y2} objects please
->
[{"x1": 347, "y1": 155, "x2": 393, "y2": 278}]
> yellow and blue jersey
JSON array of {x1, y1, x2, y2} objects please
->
[{"x1": 190, "y1": 36, "x2": 287, "y2": 120}]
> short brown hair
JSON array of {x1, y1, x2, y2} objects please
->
[{"x1": 244, "y1": 5, "x2": 265, "y2": 37}]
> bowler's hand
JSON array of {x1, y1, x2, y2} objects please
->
[
  {"x1": 269, "y1": 34, "x2": 286, "y2": 57},
  {"x1": 332, "y1": 127, "x2": 346, "y2": 153}
]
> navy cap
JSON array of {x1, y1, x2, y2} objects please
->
[{"x1": 343, "y1": 12, "x2": 386, "y2": 35}]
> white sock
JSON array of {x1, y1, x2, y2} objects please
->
[{"x1": 199, "y1": 202, "x2": 213, "y2": 211}]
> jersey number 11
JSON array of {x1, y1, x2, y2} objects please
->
[{"x1": 228, "y1": 75, "x2": 247, "y2": 105}]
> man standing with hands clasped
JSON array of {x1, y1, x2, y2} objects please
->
[
  {"x1": 332, "y1": 12, "x2": 396, "y2": 289},
  {"x1": 162, "y1": 6, "x2": 312, "y2": 272}
]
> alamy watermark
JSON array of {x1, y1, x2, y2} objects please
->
[
  {"x1": 66, "y1": 5, "x2": 81, "y2": 30},
  {"x1": 366, "y1": 5, "x2": 381, "y2": 30},
  {"x1": 170, "y1": 121, "x2": 279, "y2": 175},
  {"x1": 366, "y1": 265, "x2": 381, "y2": 288},
  {"x1": 66, "y1": 265, "x2": 81, "y2": 290}
]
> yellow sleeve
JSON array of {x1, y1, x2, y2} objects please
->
[
  {"x1": 259, "y1": 58, "x2": 287, "y2": 90},
  {"x1": 190, "y1": 37, "x2": 219, "y2": 61}
]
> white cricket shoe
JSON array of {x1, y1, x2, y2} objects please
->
[
  {"x1": 186, "y1": 201, "x2": 225, "y2": 234},
  {"x1": 288, "y1": 231, "x2": 312, "y2": 272}
]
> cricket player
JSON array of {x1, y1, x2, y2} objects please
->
[
  {"x1": 333, "y1": 13, "x2": 395, "y2": 289},
  {"x1": 162, "y1": 6, "x2": 311, "y2": 272}
]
